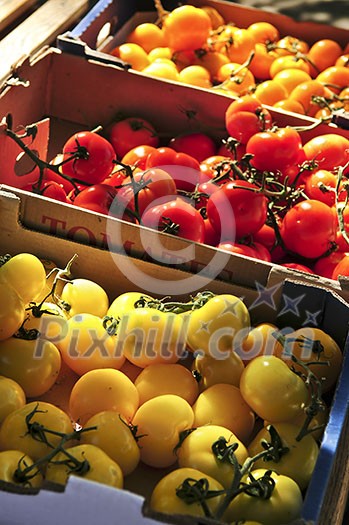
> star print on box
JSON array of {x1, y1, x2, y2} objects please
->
[
  {"x1": 278, "y1": 293, "x2": 306, "y2": 318},
  {"x1": 249, "y1": 281, "x2": 283, "y2": 311},
  {"x1": 302, "y1": 310, "x2": 322, "y2": 326}
]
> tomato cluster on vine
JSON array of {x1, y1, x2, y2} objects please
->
[
  {"x1": 13, "y1": 92, "x2": 349, "y2": 281},
  {"x1": 0, "y1": 252, "x2": 344, "y2": 524},
  {"x1": 108, "y1": 2, "x2": 349, "y2": 120}
]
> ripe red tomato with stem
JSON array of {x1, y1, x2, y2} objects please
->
[
  {"x1": 145, "y1": 147, "x2": 201, "y2": 191},
  {"x1": 141, "y1": 197, "x2": 205, "y2": 243},
  {"x1": 206, "y1": 179, "x2": 268, "y2": 241},
  {"x1": 280, "y1": 199, "x2": 337, "y2": 259},
  {"x1": 246, "y1": 127, "x2": 303, "y2": 172},
  {"x1": 116, "y1": 168, "x2": 178, "y2": 216},
  {"x1": 61, "y1": 131, "x2": 116, "y2": 185},
  {"x1": 108, "y1": 117, "x2": 159, "y2": 159},
  {"x1": 225, "y1": 95, "x2": 273, "y2": 144},
  {"x1": 23, "y1": 180, "x2": 67, "y2": 202}
]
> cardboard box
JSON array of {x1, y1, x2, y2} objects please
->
[
  {"x1": 63, "y1": 0, "x2": 349, "y2": 57},
  {"x1": 1, "y1": 46, "x2": 349, "y2": 304},
  {"x1": 0, "y1": 186, "x2": 349, "y2": 525}
]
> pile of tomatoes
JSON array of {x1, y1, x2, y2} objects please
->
[
  {"x1": 0, "y1": 252, "x2": 344, "y2": 524},
  {"x1": 16, "y1": 88, "x2": 349, "y2": 281},
  {"x1": 109, "y1": 3, "x2": 349, "y2": 119}
]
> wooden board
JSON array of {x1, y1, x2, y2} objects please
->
[
  {"x1": 0, "y1": 0, "x2": 39, "y2": 34},
  {"x1": 0, "y1": 0, "x2": 91, "y2": 83}
]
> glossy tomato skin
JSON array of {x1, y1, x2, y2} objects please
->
[
  {"x1": 225, "y1": 95, "x2": 273, "y2": 144},
  {"x1": 0, "y1": 253, "x2": 46, "y2": 304},
  {"x1": 206, "y1": 180, "x2": 268, "y2": 241},
  {"x1": 0, "y1": 376, "x2": 26, "y2": 425},
  {"x1": 240, "y1": 355, "x2": 309, "y2": 423},
  {"x1": 280, "y1": 199, "x2": 337, "y2": 259},
  {"x1": 23, "y1": 180, "x2": 67, "y2": 202},
  {"x1": 302, "y1": 134, "x2": 349, "y2": 171},
  {"x1": 141, "y1": 198, "x2": 205, "y2": 243},
  {"x1": 0, "y1": 450, "x2": 43, "y2": 488},
  {"x1": 73, "y1": 184, "x2": 118, "y2": 215},
  {"x1": 116, "y1": 168, "x2": 177, "y2": 216},
  {"x1": 246, "y1": 127, "x2": 302, "y2": 172},
  {"x1": 132, "y1": 394, "x2": 194, "y2": 468},
  {"x1": 169, "y1": 132, "x2": 217, "y2": 162},
  {"x1": 145, "y1": 147, "x2": 201, "y2": 191},
  {"x1": 108, "y1": 117, "x2": 159, "y2": 159},
  {"x1": 217, "y1": 242, "x2": 260, "y2": 260},
  {"x1": 61, "y1": 131, "x2": 116, "y2": 184},
  {"x1": 332, "y1": 254, "x2": 349, "y2": 279},
  {"x1": 0, "y1": 337, "x2": 61, "y2": 398},
  {"x1": 45, "y1": 443, "x2": 124, "y2": 489},
  {"x1": 150, "y1": 467, "x2": 225, "y2": 518},
  {"x1": 224, "y1": 468, "x2": 303, "y2": 525},
  {"x1": 176, "y1": 424, "x2": 248, "y2": 488},
  {"x1": 0, "y1": 401, "x2": 73, "y2": 461},
  {"x1": 248, "y1": 423, "x2": 319, "y2": 490}
]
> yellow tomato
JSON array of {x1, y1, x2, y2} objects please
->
[
  {"x1": 192, "y1": 383, "x2": 255, "y2": 444},
  {"x1": 132, "y1": 394, "x2": 194, "y2": 468},
  {"x1": 81, "y1": 410, "x2": 140, "y2": 476},
  {"x1": 45, "y1": 444, "x2": 123, "y2": 489},
  {"x1": 0, "y1": 337, "x2": 61, "y2": 397},
  {"x1": 60, "y1": 278, "x2": 109, "y2": 318},
  {"x1": 224, "y1": 469, "x2": 303, "y2": 524},
  {"x1": 0, "y1": 401, "x2": 73, "y2": 461},
  {"x1": 193, "y1": 351, "x2": 244, "y2": 390},
  {"x1": 240, "y1": 355, "x2": 309, "y2": 423},
  {"x1": 69, "y1": 368, "x2": 139, "y2": 426},
  {"x1": 248, "y1": 422, "x2": 319, "y2": 490},
  {"x1": 176, "y1": 424, "x2": 248, "y2": 488},
  {"x1": 150, "y1": 467, "x2": 225, "y2": 518},
  {"x1": 56, "y1": 313, "x2": 125, "y2": 376},
  {"x1": 0, "y1": 376, "x2": 26, "y2": 425},
  {"x1": 135, "y1": 362, "x2": 199, "y2": 405},
  {"x1": 0, "y1": 450, "x2": 43, "y2": 488}
]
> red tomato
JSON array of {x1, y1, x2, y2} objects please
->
[
  {"x1": 225, "y1": 95, "x2": 273, "y2": 144},
  {"x1": 145, "y1": 147, "x2": 201, "y2": 191},
  {"x1": 141, "y1": 198, "x2": 205, "y2": 243},
  {"x1": 206, "y1": 180, "x2": 268, "y2": 241},
  {"x1": 313, "y1": 250, "x2": 347, "y2": 278},
  {"x1": 332, "y1": 254, "x2": 349, "y2": 279},
  {"x1": 168, "y1": 132, "x2": 217, "y2": 162},
  {"x1": 280, "y1": 200, "x2": 337, "y2": 259},
  {"x1": 302, "y1": 134, "x2": 349, "y2": 171},
  {"x1": 116, "y1": 168, "x2": 177, "y2": 216},
  {"x1": 102, "y1": 170, "x2": 128, "y2": 188},
  {"x1": 203, "y1": 218, "x2": 221, "y2": 246},
  {"x1": 253, "y1": 241, "x2": 272, "y2": 262},
  {"x1": 304, "y1": 169, "x2": 343, "y2": 206},
  {"x1": 217, "y1": 242, "x2": 261, "y2": 259},
  {"x1": 121, "y1": 145, "x2": 157, "y2": 170},
  {"x1": 108, "y1": 117, "x2": 159, "y2": 159},
  {"x1": 23, "y1": 180, "x2": 67, "y2": 202},
  {"x1": 61, "y1": 131, "x2": 116, "y2": 184},
  {"x1": 73, "y1": 184, "x2": 118, "y2": 215},
  {"x1": 252, "y1": 223, "x2": 276, "y2": 251},
  {"x1": 246, "y1": 127, "x2": 303, "y2": 172},
  {"x1": 280, "y1": 262, "x2": 315, "y2": 274}
]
